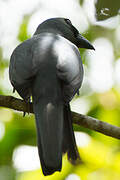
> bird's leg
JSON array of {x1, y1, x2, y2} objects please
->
[
  {"x1": 13, "y1": 87, "x2": 15, "y2": 93},
  {"x1": 27, "y1": 96, "x2": 31, "y2": 115},
  {"x1": 23, "y1": 96, "x2": 31, "y2": 117},
  {"x1": 23, "y1": 111, "x2": 26, "y2": 117},
  {"x1": 23, "y1": 88, "x2": 32, "y2": 117},
  {"x1": 77, "y1": 90, "x2": 79, "y2": 96}
]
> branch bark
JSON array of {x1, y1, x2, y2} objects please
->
[{"x1": 0, "y1": 95, "x2": 120, "y2": 140}]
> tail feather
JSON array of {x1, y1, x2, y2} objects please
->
[
  {"x1": 33, "y1": 98, "x2": 63, "y2": 175},
  {"x1": 63, "y1": 104, "x2": 81, "y2": 164}
]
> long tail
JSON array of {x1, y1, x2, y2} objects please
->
[
  {"x1": 62, "y1": 104, "x2": 81, "y2": 164},
  {"x1": 33, "y1": 98, "x2": 64, "y2": 176}
]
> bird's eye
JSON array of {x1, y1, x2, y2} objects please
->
[
  {"x1": 65, "y1": 19, "x2": 72, "y2": 25},
  {"x1": 65, "y1": 18, "x2": 79, "y2": 37}
]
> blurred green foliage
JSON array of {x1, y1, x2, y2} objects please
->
[
  {"x1": 0, "y1": 1, "x2": 120, "y2": 180},
  {"x1": 17, "y1": 15, "x2": 31, "y2": 42}
]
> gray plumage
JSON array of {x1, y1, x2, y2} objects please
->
[{"x1": 9, "y1": 18, "x2": 94, "y2": 175}]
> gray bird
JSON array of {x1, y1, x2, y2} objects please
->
[{"x1": 9, "y1": 18, "x2": 94, "y2": 176}]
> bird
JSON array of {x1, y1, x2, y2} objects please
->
[{"x1": 9, "y1": 18, "x2": 95, "y2": 176}]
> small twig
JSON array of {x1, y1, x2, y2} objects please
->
[{"x1": 0, "y1": 95, "x2": 120, "y2": 140}]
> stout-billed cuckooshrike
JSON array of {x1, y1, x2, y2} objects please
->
[{"x1": 9, "y1": 18, "x2": 95, "y2": 175}]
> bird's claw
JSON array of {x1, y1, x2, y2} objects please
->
[
  {"x1": 77, "y1": 90, "x2": 79, "y2": 96},
  {"x1": 13, "y1": 87, "x2": 15, "y2": 93},
  {"x1": 23, "y1": 97, "x2": 31, "y2": 117},
  {"x1": 23, "y1": 112, "x2": 26, "y2": 117}
]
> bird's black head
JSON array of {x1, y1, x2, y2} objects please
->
[{"x1": 34, "y1": 18, "x2": 95, "y2": 50}]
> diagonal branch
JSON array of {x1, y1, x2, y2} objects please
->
[{"x1": 0, "y1": 95, "x2": 120, "y2": 139}]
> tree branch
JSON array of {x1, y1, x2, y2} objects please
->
[{"x1": 0, "y1": 95, "x2": 120, "y2": 140}]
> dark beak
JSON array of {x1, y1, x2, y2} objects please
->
[{"x1": 77, "y1": 34, "x2": 95, "y2": 50}]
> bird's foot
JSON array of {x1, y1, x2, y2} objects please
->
[
  {"x1": 23, "y1": 112, "x2": 26, "y2": 117},
  {"x1": 77, "y1": 90, "x2": 79, "y2": 96},
  {"x1": 23, "y1": 97, "x2": 31, "y2": 117},
  {"x1": 13, "y1": 87, "x2": 15, "y2": 93}
]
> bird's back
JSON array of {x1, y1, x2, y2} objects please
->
[{"x1": 10, "y1": 32, "x2": 83, "y2": 102}]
